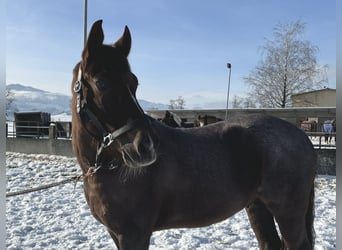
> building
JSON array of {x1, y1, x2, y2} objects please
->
[
  {"x1": 291, "y1": 88, "x2": 336, "y2": 107},
  {"x1": 14, "y1": 112, "x2": 51, "y2": 138}
]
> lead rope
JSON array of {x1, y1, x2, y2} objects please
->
[{"x1": 6, "y1": 175, "x2": 83, "y2": 197}]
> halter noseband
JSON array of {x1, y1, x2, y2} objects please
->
[{"x1": 74, "y1": 65, "x2": 150, "y2": 171}]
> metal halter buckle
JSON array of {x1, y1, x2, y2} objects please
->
[
  {"x1": 74, "y1": 80, "x2": 82, "y2": 93},
  {"x1": 103, "y1": 133, "x2": 113, "y2": 148}
]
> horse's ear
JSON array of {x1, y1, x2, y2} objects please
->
[
  {"x1": 113, "y1": 26, "x2": 131, "y2": 57},
  {"x1": 82, "y1": 20, "x2": 104, "y2": 59}
]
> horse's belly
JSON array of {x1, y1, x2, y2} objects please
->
[
  {"x1": 155, "y1": 206, "x2": 244, "y2": 230},
  {"x1": 155, "y1": 189, "x2": 253, "y2": 230}
]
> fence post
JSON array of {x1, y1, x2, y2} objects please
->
[
  {"x1": 67, "y1": 122, "x2": 72, "y2": 138},
  {"x1": 49, "y1": 123, "x2": 56, "y2": 139}
]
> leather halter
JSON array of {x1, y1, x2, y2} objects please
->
[{"x1": 74, "y1": 65, "x2": 151, "y2": 171}]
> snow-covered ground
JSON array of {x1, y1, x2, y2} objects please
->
[{"x1": 6, "y1": 152, "x2": 336, "y2": 249}]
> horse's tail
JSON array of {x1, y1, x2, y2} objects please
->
[{"x1": 306, "y1": 183, "x2": 316, "y2": 248}]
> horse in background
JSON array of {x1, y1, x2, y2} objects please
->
[
  {"x1": 195, "y1": 115, "x2": 223, "y2": 127},
  {"x1": 160, "y1": 111, "x2": 194, "y2": 128},
  {"x1": 300, "y1": 120, "x2": 317, "y2": 133},
  {"x1": 322, "y1": 119, "x2": 335, "y2": 144},
  {"x1": 160, "y1": 111, "x2": 183, "y2": 128}
]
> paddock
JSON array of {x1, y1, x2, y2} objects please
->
[{"x1": 6, "y1": 152, "x2": 336, "y2": 249}]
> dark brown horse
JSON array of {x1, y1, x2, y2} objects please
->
[
  {"x1": 71, "y1": 20, "x2": 317, "y2": 250},
  {"x1": 161, "y1": 111, "x2": 183, "y2": 128}
]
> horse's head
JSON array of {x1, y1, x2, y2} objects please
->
[
  {"x1": 75, "y1": 20, "x2": 142, "y2": 129},
  {"x1": 72, "y1": 20, "x2": 157, "y2": 170},
  {"x1": 161, "y1": 111, "x2": 183, "y2": 128}
]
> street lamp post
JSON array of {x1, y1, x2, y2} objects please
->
[{"x1": 225, "y1": 63, "x2": 232, "y2": 120}]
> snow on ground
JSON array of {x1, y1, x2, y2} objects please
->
[{"x1": 6, "y1": 152, "x2": 336, "y2": 249}]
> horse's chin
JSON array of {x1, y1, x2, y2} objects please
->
[{"x1": 120, "y1": 132, "x2": 157, "y2": 169}]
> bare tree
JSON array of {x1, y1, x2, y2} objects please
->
[
  {"x1": 6, "y1": 89, "x2": 15, "y2": 118},
  {"x1": 231, "y1": 95, "x2": 257, "y2": 109},
  {"x1": 169, "y1": 96, "x2": 186, "y2": 110},
  {"x1": 231, "y1": 95, "x2": 244, "y2": 108},
  {"x1": 244, "y1": 20, "x2": 327, "y2": 108},
  {"x1": 242, "y1": 97, "x2": 257, "y2": 109}
]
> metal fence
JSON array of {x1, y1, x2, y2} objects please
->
[
  {"x1": 6, "y1": 121, "x2": 335, "y2": 149},
  {"x1": 6, "y1": 121, "x2": 72, "y2": 139}
]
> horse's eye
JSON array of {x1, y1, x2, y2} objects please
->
[{"x1": 96, "y1": 79, "x2": 107, "y2": 91}]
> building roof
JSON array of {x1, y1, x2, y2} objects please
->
[{"x1": 292, "y1": 88, "x2": 336, "y2": 97}]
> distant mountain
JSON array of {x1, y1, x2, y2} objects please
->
[
  {"x1": 6, "y1": 84, "x2": 168, "y2": 120},
  {"x1": 6, "y1": 84, "x2": 72, "y2": 119},
  {"x1": 138, "y1": 99, "x2": 169, "y2": 110},
  {"x1": 6, "y1": 84, "x2": 47, "y2": 93}
]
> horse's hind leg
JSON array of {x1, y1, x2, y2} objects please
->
[
  {"x1": 268, "y1": 186, "x2": 315, "y2": 250},
  {"x1": 324, "y1": 134, "x2": 328, "y2": 144},
  {"x1": 273, "y1": 214, "x2": 312, "y2": 250},
  {"x1": 245, "y1": 199, "x2": 281, "y2": 250}
]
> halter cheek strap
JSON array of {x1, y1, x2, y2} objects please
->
[
  {"x1": 74, "y1": 67, "x2": 85, "y2": 113},
  {"x1": 74, "y1": 66, "x2": 110, "y2": 139}
]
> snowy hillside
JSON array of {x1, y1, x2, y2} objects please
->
[
  {"x1": 139, "y1": 99, "x2": 169, "y2": 110},
  {"x1": 6, "y1": 84, "x2": 72, "y2": 119},
  {"x1": 6, "y1": 84, "x2": 168, "y2": 120}
]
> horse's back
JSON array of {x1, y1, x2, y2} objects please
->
[{"x1": 226, "y1": 113, "x2": 313, "y2": 148}]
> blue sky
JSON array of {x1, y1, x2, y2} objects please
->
[{"x1": 6, "y1": 0, "x2": 336, "y2": 108}]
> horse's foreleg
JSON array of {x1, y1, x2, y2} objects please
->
[
  {"x1": 108, "y1": 231, "x2": 120, "y2": 249},
  {"x1": 115, "y1": 231, "x2": 151, "y2": 250}
]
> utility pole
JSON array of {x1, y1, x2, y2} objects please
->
[
  {"x1": 83, "y1": 0, "x2": 88, "y2": 47},
  {"x1": 225, "y1": 63, "x2": 232, "y2": 120}
]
